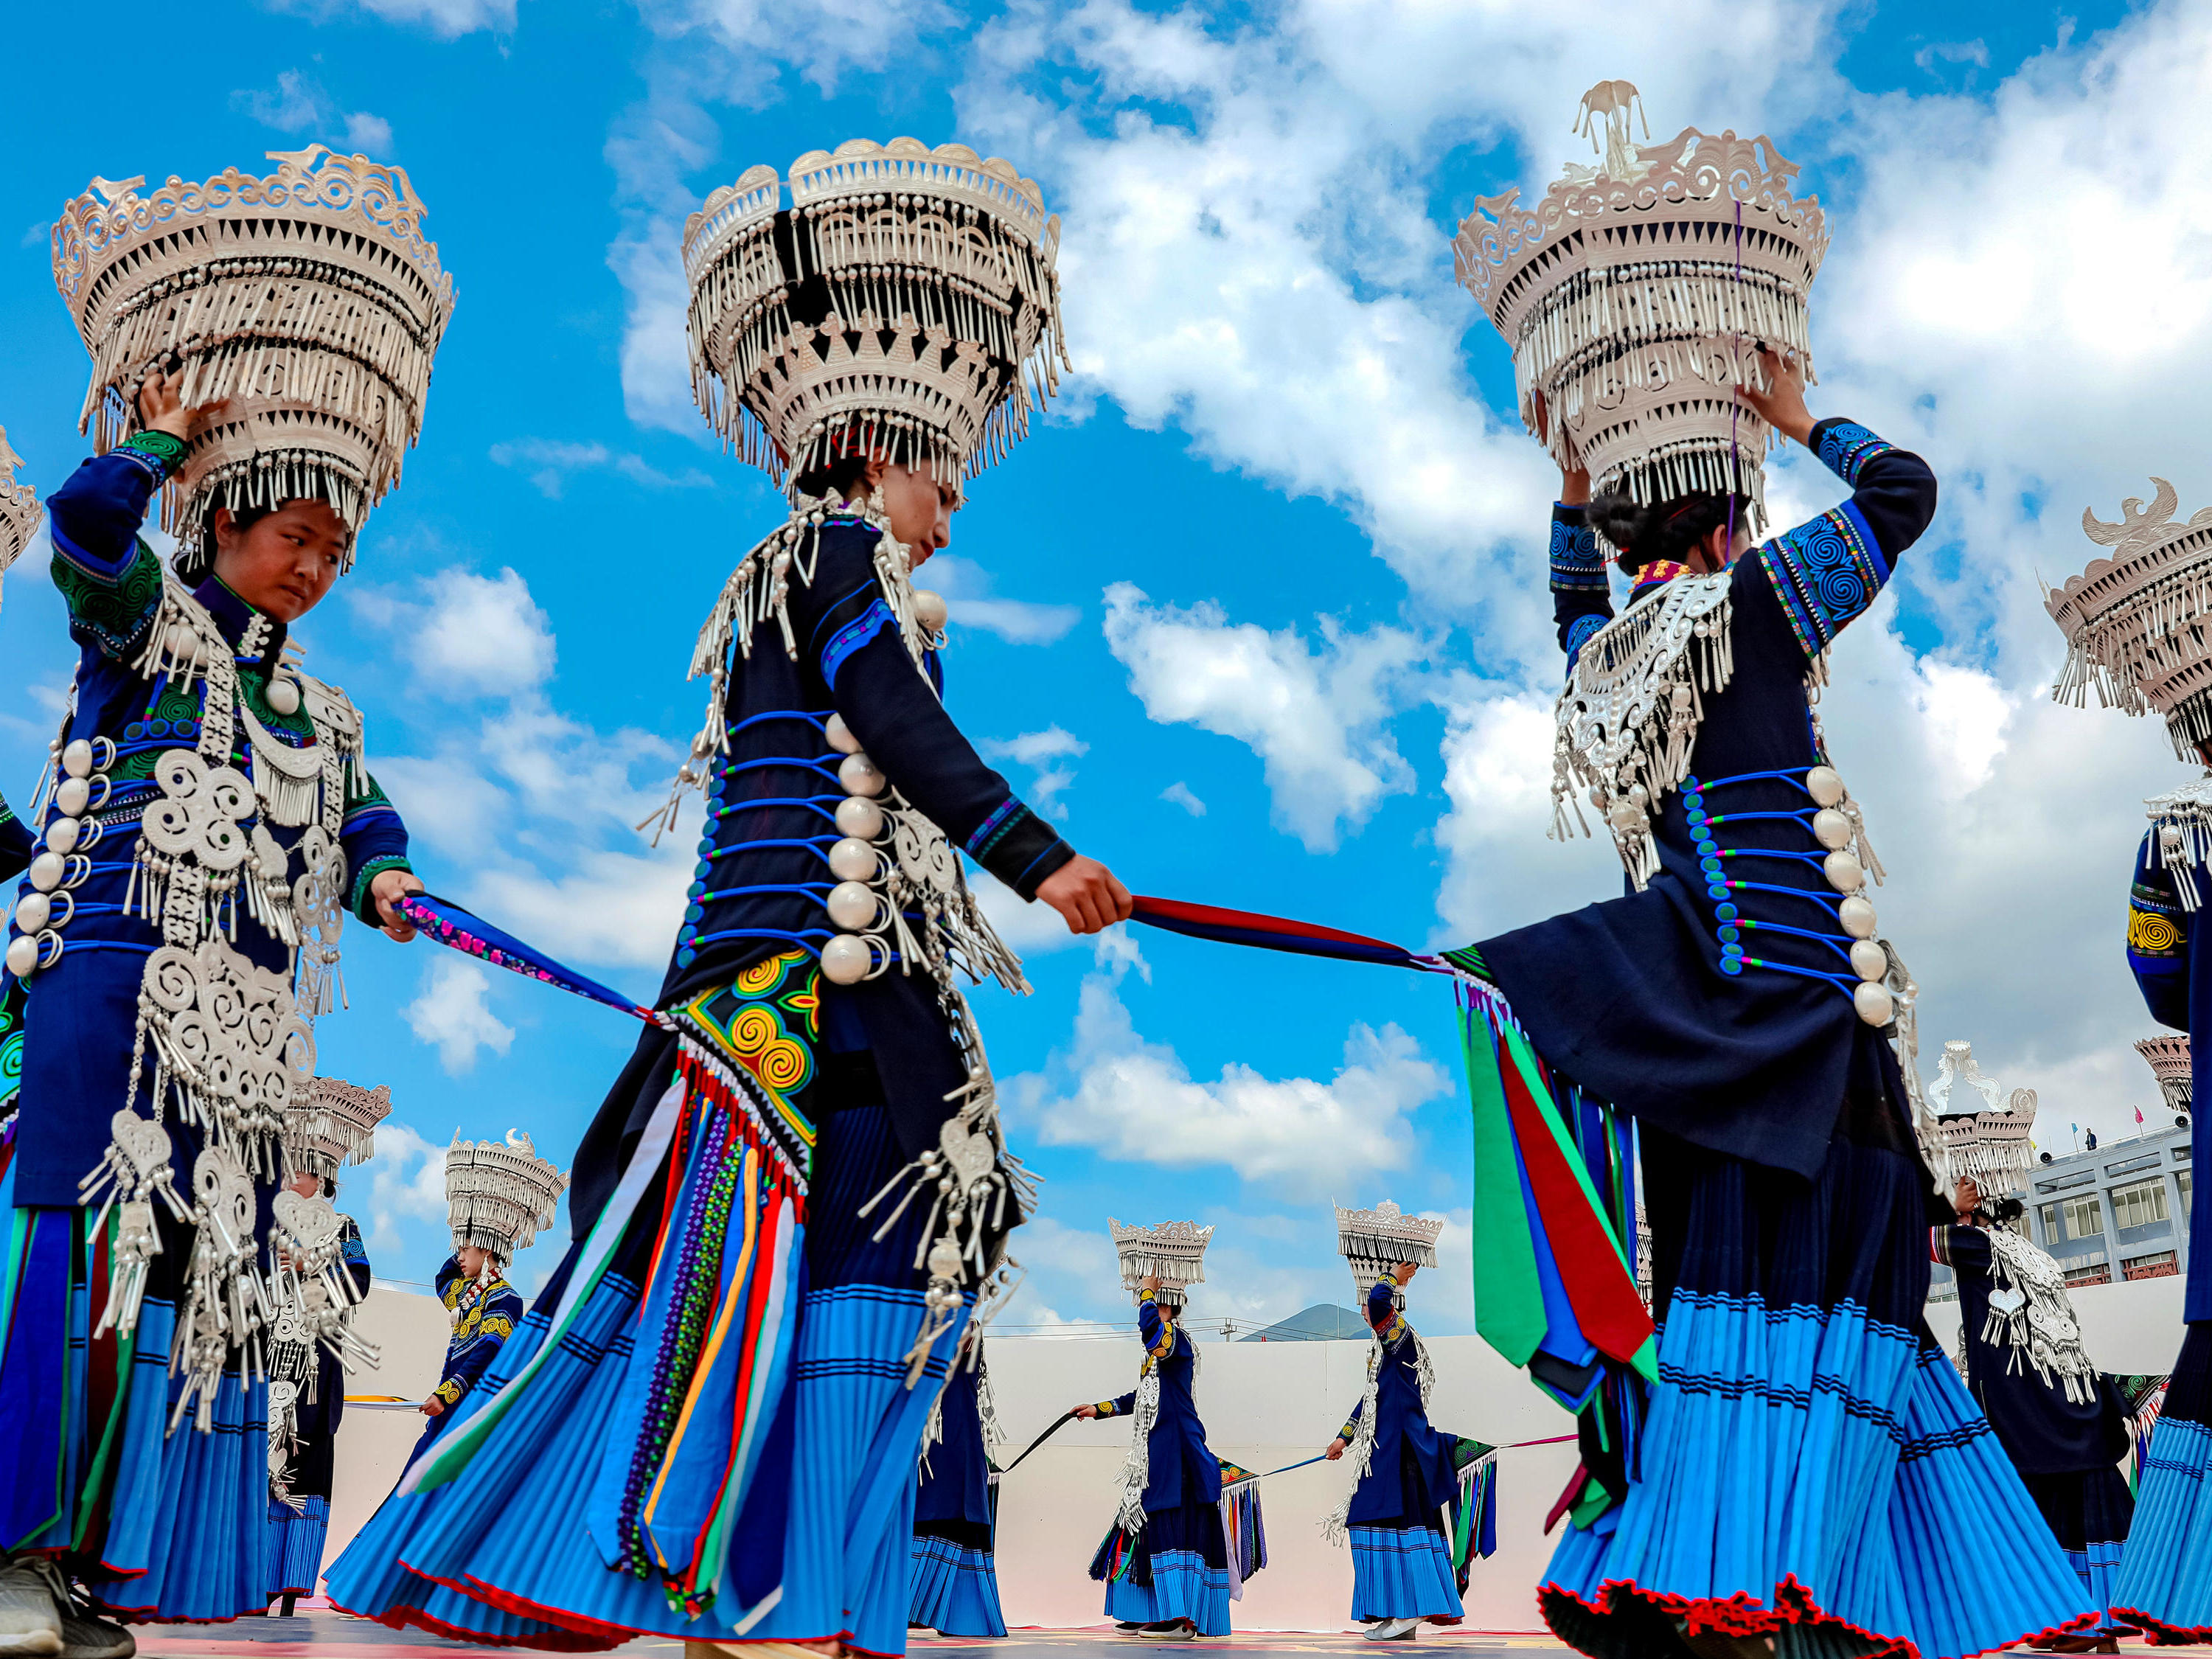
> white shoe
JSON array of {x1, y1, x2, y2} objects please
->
[
  {"x1": 1363, "y1": 1617, "x2": 1422, "y2": 1641},
  {"x1": 0, "y1": 1561, "x2": 62, "y2": 1658}
]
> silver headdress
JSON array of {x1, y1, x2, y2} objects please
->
[
  {"x1": 1334, "y1": 1200, "x2": 1442, "y2": 1293},
  {"x1": 2136, "y1": 1034, "x2": 2192, "y2": 1115},
  {"x1": 0, "y1": 425, "x2": 38, "y2": 608},
  {"x1": 1453, "y1": 80, "x2": 1828, "y2": 532},
  {"x1": 446, "y1": 1129, "x2": 567, "y2": 1261},
  {"x1": 1924, "y1": 1041, "x2": 2039, "y2": 1197},
  {"x1": 683, "y1": 136, "x2": 1068, "y2": 490},
  {"x1": 284, "y1": 1076, "x2": 392, "y2": 1182},
  {"x1": 2048, "y1": 481, "x2": 2212, "y2": 756},
  {"x1": 1109, "y1": 1218, "x2": 1212, "y2": 1307},
  {"x1": 52, "y1": 146, "x2": 456, "y2": 574}
]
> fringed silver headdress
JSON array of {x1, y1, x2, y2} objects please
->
[
  {"x1": 446, "y1": 1129, "x2": 567, "y2": 1261},
  {"x1": 1334, "y1": 1200, "x2": 1442, "y2": 1293},
  {"x1": 1453, "y1": 79, "x2": 1828, "y2": 533},
  {"x1": 1924, "y1": 1041, "x2": 2039, "y2": 1197},
  {"x1": 285, "y1": 1076, "x2": 392, "y2": 1183},
  {"x1": 1109, "y1": 1217, "x2": 1211, "y2": 1307},
  {"x1": 2136, "y1": 1034, "x2": 2192, "y2": 1115},
  {"x1": 51, "y1": 146, "x2": 456, "y2": 576},
  {"x1": 0, "y1": 425, "x2": 38, "y2": 608},
  {"x1": 683, "y1": 136, "x2": 1068, "y2": 491},
  {"x1": 2048, "y1": 480, "x2": 2212, "y2": 759}
]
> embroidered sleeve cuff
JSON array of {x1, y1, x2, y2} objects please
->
[
  {"x1": 116, "y1": 431, "x2": 188, "y2": 486},
  {"x1": 965, "y1": 798, "x2": 1076, "y2": 900},
  {"x1": 1094, "y1": 1400, "x2": 1119, "y2": 1417},
  {"x1": 1548, "y1": 506, "x2": 1607, "y2": 594},
  {"x1": 1338, "y1": 1419, "x2": 1360, "y2": 1441},
  {"x1": 349, "y1": 855, "x2": 414, "y2": 925},
  {"x1": 1809, "y1": 418, "x2": 1895, "y2": 488},
  {"x1": 432, "y1": 1378, "x2": 465, "y2": 1405}
]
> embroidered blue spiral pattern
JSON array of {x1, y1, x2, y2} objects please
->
[
  {"x1": 1564, "y1": 612, "x2": 1607, "y2": 669},
  {"x1": 1815, "y1": 421, "x2": 1893, "y2": 487},
  {"x1": 1759, "y1": 508, "x2": 1886, "y2": 656},
  {"x1": 1549, "y1": 514, "x2": 1606, "y2": 594}
]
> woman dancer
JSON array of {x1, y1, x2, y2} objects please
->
[{"x1": 908, "y1": 1337, "x2": 1005, "y2": 1639}]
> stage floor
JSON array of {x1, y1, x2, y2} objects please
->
[{"x1": 118, "y1": 1621, "x2": 2212, "y2": 1659}]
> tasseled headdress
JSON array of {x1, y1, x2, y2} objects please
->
[
  {"x1": 2137, "y1": 1034, "x2": 2192, "y2": 1116},
  {"x1": 1923, "y1": 1041, "x2": 2039, "y2": 1198},
  {"x1": 51, "y1": 145, "x2": 456, "y2": 577},
  {"x1": 1109, "y1": 1217, "x2": 1211, "y2": 1309},
  {"x1": 0, "y1": 425, "x2": 38, "y2": 608},
  {"x1": 445, "y1": 1129, "x2": 567, "y2": 1262},
  {"x1": 1334, "y1": 1200, "x2": 1442, "y2": 1295},
  {"x1": 683, "y1": 136, "x2": 1068, "y2": 490},
  {"x1": 284, "y1": 1076, "x2": 392, "y2": 1183},
  {"x1": 1453, "y1": 79, "x2": 1828, "y2": 534}
]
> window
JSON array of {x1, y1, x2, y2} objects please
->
[
  {"x1": 2064, "y1": 1262, "x2": 2112, "y2": 1288},
  {"x1": 2124, "y1": 1251, "x2": 2180, "y2": 1281},
  {"x1": 2107, "y1": 1153, "x2": 2163, "y2": 1178},
  {"x1": 2063, "y1": 1195, "x2": 2105, "y2": 1239},
  {"x1": 2038, "y1": 1203, "x2": 2063, "y2": 1241},
  {"x1": 2112, "y1": 1179, "x2": 2169, "y2": 1231},
  {"x1": 2037, "y1": 1172, "x2": 2096, "y2": 1194},
  {"x1": 2179, "y1": 1167, "x2": 2193, "y2": 1212}
]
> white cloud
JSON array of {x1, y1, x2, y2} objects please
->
[
  {"x1": 231, "y1": 70, "x2": 396, "y2": 155},
  {"x1": 353, "y1": 567, "x2": 556, "y2": 698},
  {"x1": 271, "y1": 0, "x2": 516, "y2": 37},
  {"x1": 360, "y1": 1120, "x2": 453, "y2": 1259},
  {"x1": 1009, "y1": 975, "x2": 1450, "y2": 1195},
  {"x1": 925, "y1": 555, "x2": 1081, "y2": 646},
  {"x1": 1161, "y1": 781, "x2": 1206, "y2": 816},
  {"x1": 1102, "y1": 582, "x2": 1417, "y2": 851},
  {"x1": 982, "y1": 726, "x2": 1088, "y2": 820},
  {"x1": 488, "y1": 438, "x2": 714, "y2": 500},
  {"x1": 404, "y1": 956, "x2": 516, "y2": 1074}
]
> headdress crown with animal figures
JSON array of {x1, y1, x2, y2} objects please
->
[
  {"x1": 0, "y1": 425, "x2": 38, "y2": 608},
  {"x1": 1334, "y1": 1200, "x2": 1443, "y2": 1293},
  {"x1": 2136, "y1": 1034, "x2": 2192, "y2": 1116},
  {"x1": 446, "y1": 1129, "x2": 568, "y2": 1262},
  {"x1": 1109, "y1": 1217, "x2": 1212, "y2": 1307},
  {"x1": 285, "y1": 1075, "x2": 392, "y2": 1182},
  {"x1": 1924, "y1": 1040, "x2": 2039, "y2": 1199},
  {"x1": 682, "y1": 136, "x2": 1068, "y2": 491},
  {"x1": 1452, "y1": 80, "x2": 1828, "y2": 532},
  {"x1": 2048, "y1": 479, "x2": 2212, "y2": 757},
  {"x1": 51, "y1": 146, "x2": 456, "y2": 575}
]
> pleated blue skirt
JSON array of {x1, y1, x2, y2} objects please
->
[
  {"x1": 2019, "y1": 1468, "x2": 2135, "y2": 1638},
  {"x1": 1540, "y1": 1128, "x2": 2096, "y2": 1659},
  {"x1": 909, "y1": 1533, "x2": 1006, "y2": 1638},
  {"x1": 2115, "y1": 1321, "x2": 2212, "y2": 1644},
  {"x1": 1100, "y1": 1500, "x2": 1231, "y2": 1637},
  {"x1": 267, "y1": 1495, "x2": 330, "y2": 1598},
  {"x1": 1349, "y1": 1525, "x2": 1461, "y2": 1623}
]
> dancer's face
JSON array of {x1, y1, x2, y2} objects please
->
[
  {"x1": 862, "y1": 460, "x2": 963, "y2": 566},
  {"x1": 212, "y1": 500, "x2": 350, "y2": 620}
]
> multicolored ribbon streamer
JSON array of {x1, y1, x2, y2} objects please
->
[
  {"x1": 1129, "y1": 894, "x2": 1451, "y2": 973},
  {"x1": 394, "y1": 891, "x2": 664, "y2": 1024}
]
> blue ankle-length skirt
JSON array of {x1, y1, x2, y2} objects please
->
[
  {"x1": 1095, "y1": 1500, "x2": 1233, "y2": 1636},
  {"x1": 1349, "y1": 1522, "x2": 1463, "y2": 1624},
  {"x1": 909, "y1": 1530, "x2": 1006, "y2": 1638},
  {"x1": 2020, "y1": 1468, "x2": 2135, "y2": 1639},
  {"x1": 2115, "y1": 1322, "x2": 2212, "y2": 1644},
  {"x1": 327, "y1": 1037, "x2": 959, "y2": 1658},
  {"x1": 0, "y1": 1176, "x2": 274, "y2": 1624},
  {"x1": 267, "y1": 1495, "x2": 330, "y2": 1600},
  {"x1": 1540, "y1": 1122, "x2": 2098, "y2": 1659}
]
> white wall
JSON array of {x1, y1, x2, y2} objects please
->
[
  {"x1": 1924, "y1": 1267, "x2": 2188, "y2": 1372},
  {"x1": 325, "y1": 1286, "x2": 450, "y2": 1579}
]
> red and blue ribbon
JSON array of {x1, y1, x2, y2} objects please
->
[{"x1": 394, "y1": 892, "x2": 664, "y2": 1025}]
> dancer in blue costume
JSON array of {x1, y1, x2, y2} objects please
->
[
  {"x1": 1932, "y1": 1172, "x2": 2135, "y2": 1654},
  {"x1": 326, "y1": 136, "x2": 1127, "y2": 1659},
  {"x1": 1322, "y1": 1206, "x2": 1464, "y2": 1644},
  {"x1": 0, "y1": 149, "x2": 450, "y2": 1652},
  {"x1": 1077, "y1": 1222, "x2": 1231, "y2": 1642},
  {"x1": 2046, "y1": 478, "x2": 2212, "y2": 1644},
  {"x1": 417, "y1": 1249, "x2": 526, "y2": 1454},
  {"x1": 1445, "y1": 347, "x2": 2096, "y2": 1659},
  {"x1": 908, "y1": 1338, "x2": 1004, "y2": 1639}
]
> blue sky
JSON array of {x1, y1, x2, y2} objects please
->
[{"x1": 0, "y1": 0, "x2": 2193, "y2": 1333}]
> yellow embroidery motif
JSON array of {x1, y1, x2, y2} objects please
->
[{"x1": 2130, "y1": 906, "x2": 2183, "y2": 954}]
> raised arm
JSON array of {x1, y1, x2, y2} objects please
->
[
  {"x1": 1930, "y1": 1224, "x2": 1994, "y2": 1280},
  {"x1": 1551, "y1": 503, "x2": 1613, "y2": 670},
  {"x1": 433, "y1": 1287, "x2": 520, "y2": 1410},
  {"x1": 2129, "y1": 828, "x2": 2191, "y2": 1029},
  {"x1": 338, "y1": 1214, "x2": 372, "y2": 1299},
  {"x1": 1737, "y1": 350, "x2": 1938, "y2": 661}
]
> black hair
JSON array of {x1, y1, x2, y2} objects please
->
[
  {"x1": 1588, "y1": 488, "x2": 1753, "y2": 576},
  {"x1": 1983, "y1": 1194, "x2": 2026, "y2": 1227},
  {"x1": 792, "y1": 451, "x2": 872, "y2": 503}
]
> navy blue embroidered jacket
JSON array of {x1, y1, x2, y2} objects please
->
[
  {"x1": 417, "y1": 1254, "x2": 524, "y2": 1450},
  {"x1": 6, "y1": 445, "x2": 413, "y2": 1208},
  {"x1": 288, "y1": 1214, "x2": 375, "y2": 1499},
  {"x1": 2125, "y1": 831, "x2": 2212, "y2": 1321},
  {"x1": 916, "y1": 1359, "x2": 996, "y2": 1543},
  {"x1": 1092, "y1": 1290, "x2": 1222, "y2": 1514},
  {"x1": 1336, "y1": 1276, "x2": 1458, "y2": 1526},
  {"x1": 1481, "y1": 420, "x2": 1938, "y2": 1178}
]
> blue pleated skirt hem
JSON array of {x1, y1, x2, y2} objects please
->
[
  {"x1": 1348, "y1": 1525, "x2": 1462, "y2": 1623},
  {"x1": 909, "y1": 1534, "x2": 1005, "y2": 1638},
  {"x1": 1104, "y1": 1548, "x2": 1231, "y2": 1637},
  {"x1": 2114, "y1": 1414, "x2": 2212, "y2": 1644},
  {"x1": 267, "y1": 1495, "x2": 330, "y2": 1598}
]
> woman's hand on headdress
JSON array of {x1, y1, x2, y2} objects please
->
[
  {"x1": 1739, "y1": 347, "x2": 1815, "y2": 446},
  {"x1": 137, "y1": 362, "x2": 230, "y2": 443}
]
